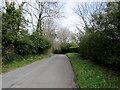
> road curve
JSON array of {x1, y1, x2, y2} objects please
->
[{"x1": 2, "y1": 54, "x2": 76, "y2": 88}]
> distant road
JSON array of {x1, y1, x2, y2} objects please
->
[{"x1": 2, "y1": 54, "x2": 76, "y2": 88}]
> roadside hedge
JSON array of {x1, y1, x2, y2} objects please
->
[
  {"x1": 53, "y1": 43, "x2": 79, "y2": 54},
  {"x1": 79, "y1": 32, "x2": 120, "y2": 68},
  {"x1": 3, "y1": 33, "x2": 51, "y2": 64}
]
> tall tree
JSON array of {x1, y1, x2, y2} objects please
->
[
  {"x1": 42, "y1": 17, "x2": 57, "y2": 45},
  {"x1": 27, "y1": 1, "x2": 61, "y2": 35},
  {"x1": 2, "y1": 1, "x2": 28, "y2": 54},
  {"x1": 75, "y1": 2, "x2": 105, "y2": 34}
]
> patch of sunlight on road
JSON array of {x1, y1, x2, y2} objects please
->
[{"x1": 59, "y1": 55, "x2": 65, "y2": 56}]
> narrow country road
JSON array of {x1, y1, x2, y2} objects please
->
[{"x1": 2, "y1": 54, "x2": 76, "y2": 88}]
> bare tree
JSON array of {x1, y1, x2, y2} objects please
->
[
  {"x1": 3, "y1": 1, "x2": 62, "y2": 36},
  {"x1": 5, "y1": 0, "x2": 9, "y2": 7},
  {"x1": 42, "y1": 17, "x2": 57, "y2": 45},
  {"x1": 74, "y1": 2, "x2": 105, "y2": 33},
  {"x1": 57, "y1": 28, "x2": 71, "y2": 43},
  {"x1": 71, "y1": 26, "x2": 85, "y2": 45},
  {"x1": 26, "y1": 1, "x2": 61, "y2": 35}
]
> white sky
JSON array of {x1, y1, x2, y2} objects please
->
[
  {"x1": 1, "y1": 0, "x2": 115, "y2": 34},
  {"x1": 53, "y1": 0, "x2": 112, "y2": 33},
  {"x1": 57, "y1": 1, "x2": 83, "y2": 33}
]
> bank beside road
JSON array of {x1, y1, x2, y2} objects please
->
[
  {"x1": 2, "y1": 53, "x2": 53, "y2": 73},
  {"x1": 66, "y1": 53, "x2": 119, "y2": 88}
]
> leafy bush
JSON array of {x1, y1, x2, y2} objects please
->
[
  {"x1": 15, "y1": 33, "x2": 51, "y2": 55},
  {"x1": 53, "y1": 43, "x2": 79, "y2": 54},
  {"x1": 29, "y1": 33, "x2": 51, "y2": 54},
  {"x1": 15, "y1": 36, "x2": 34, "y2": 55},
  {"x1": 3, "y1": 33, "x2": 51, "y2": 64},
  {"x1": 2, "y1": 53, "x2": 23, "y2": 64},
  {"x1": 60, "y1": 43, "x2": 71, "y2": 53},
  {"x1": 79, "y1": 31, "x2": 120, "y2": 68},
  {"x1": 53, "y1": 48, "x2": 61, "y2": 54},
  {"x1": 69, "y1": 47, "x2": 79, "y2": 53}
]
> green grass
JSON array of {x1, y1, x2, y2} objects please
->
[
  {"x1": 66, "y1": 53, "x2": 119, "y2": 88},
  {"x1": 2, "y1": 53, "x2": 53, "y2": 73},
  {"x1": 0, "y1": 63, "x2": 1, "y2": 74}
]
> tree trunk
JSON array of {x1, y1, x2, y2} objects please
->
[{"x1": 36, "y1": 2, "x2": 43, "y2": 35}]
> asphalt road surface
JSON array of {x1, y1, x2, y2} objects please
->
[{"x1": 2, "y1": 54, "x2": 76, "y2": 88}]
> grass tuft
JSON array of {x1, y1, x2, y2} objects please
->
[
  {"x1": 66, "y1": 53, "x2": 119, "y2": 88},
  {"x1": 2, "y1": 53, "x2": 53, "y2": 73}
]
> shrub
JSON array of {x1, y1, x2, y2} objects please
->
[
  {"x1": 60, "y1": 43, "x2": 71, "y2": 53},
  {"x1": 2, "y1": 53, "x2": 23, "y2": 64},
  {"x1": 15, "y1": 33, "x2": 51, "y2": 55},
  {"x1": 15, "y1": 36, "x2": 35, "y2": 55},
  {"x1": 79, "y1": 31, "x2": 120, "y2": 68},
  {"x1": 29, "y1": 33, "x2": 51, "y2": 54},
  {"x1": 69, "y1": 47, "x2": 79, "y2": 53},
  {"x1": 53, "y1": 43, "x2": 79, "y2": 54},
  {"x1": 53, "y1": 48, "x2": 61, "y2": 54}
]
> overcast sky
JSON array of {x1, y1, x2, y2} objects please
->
[
  {"x1": 1, "y1": 0, "x2": 114, "y2": 34},
  {"x1": 58, "y1": 1, "x2": 81, "y2": 33},
  {"x1": 53, "y1": 0, "x2": 112, "y2": 33}
]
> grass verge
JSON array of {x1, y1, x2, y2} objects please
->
[
  {"x1": 2, "y1": 53, "x2": 53, "y2": 73},
  {"x1": 66, "y1": 53, "x2": 119, "y2": 88}
]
